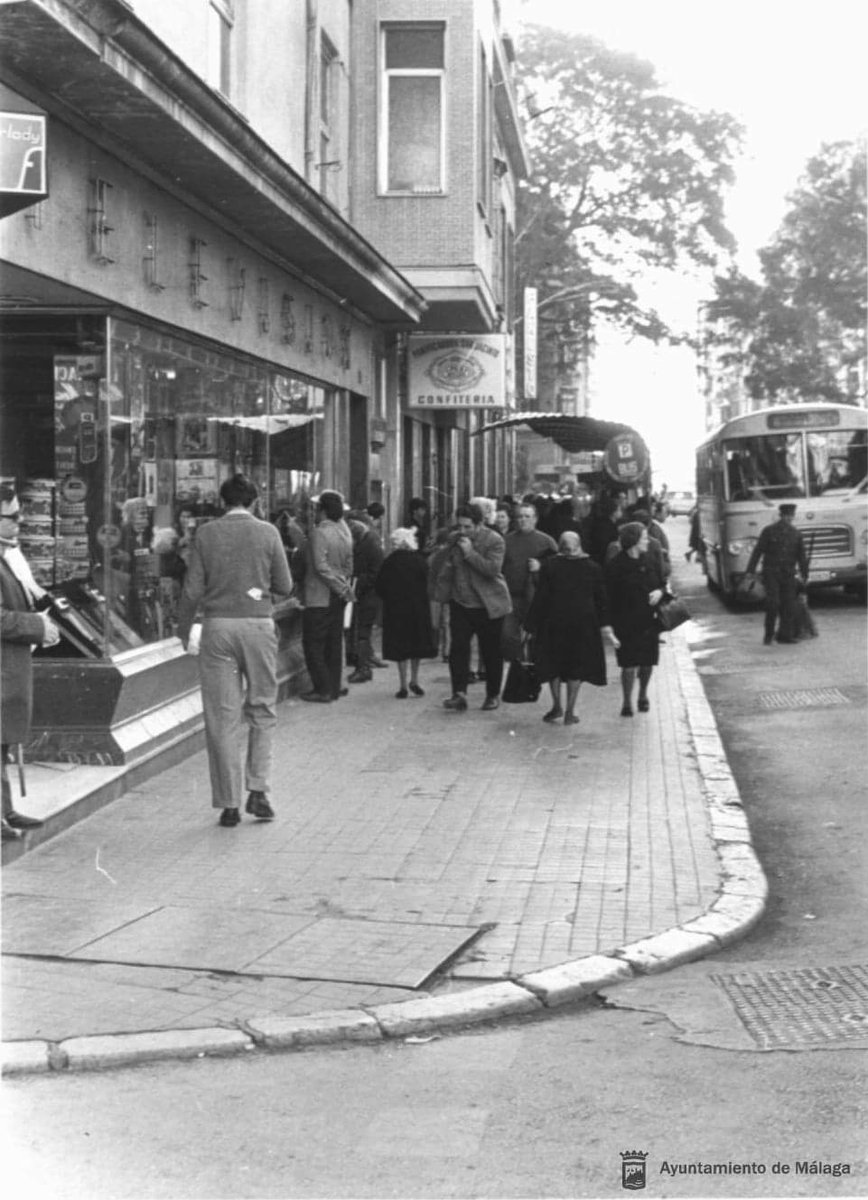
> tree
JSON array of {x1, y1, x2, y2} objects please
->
[
  {"x1": 515, "y1": 24, "x2": 743, "y2": 364},
  {"x1": 707, "y1": 140, "x2": 867, "y2": 404}
]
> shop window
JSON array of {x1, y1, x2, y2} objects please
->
[
  {"x1": 380, "y1": 23, "x2": 445, "y2": 194},
  {"x1": 0, "y1": 313, "x2": 328, "y2": 660}
]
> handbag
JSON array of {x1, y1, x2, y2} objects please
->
[
  {"x1": 655, "y1": 594, "x2": 691, "y2": 631},
  {"x1": 502, "y1": 635, "x2": 541, "y2": 704}
]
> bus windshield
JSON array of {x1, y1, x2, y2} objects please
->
[{"x1": 724, "y1": 429, "x2": 867, "y2": 500}]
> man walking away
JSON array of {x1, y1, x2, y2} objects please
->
[
  {"x1": 178, "y1": 474, "x2": 292, "y2": 827},
  {"x1": 745, "y1": 503, "x2": 809, "y2": 645}
]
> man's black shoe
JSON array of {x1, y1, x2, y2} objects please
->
[
  {"x1": 300, "y1": 691, "x2": 332, "y2": 703},
  {"x1": 481, "y1": 696, "x2": 500, "y2": 711},
  {"x1": 334, "y1": 687, "x2": 349, "y2": 698},
  {"x1": 219, "y1": 808, "x2": 241, "y2": 827},
  {"x1": 245, "y1": 791, "x2": 275, "y2": 820},
  {"x1": 6, "y1": 810, "x2": 44, "y2": 830},
  {"x1": 347, "y1": 670, "x2": 372, "y2": 683},
  {"x1": 763, "y1": 634, "x2": 774, "y2": 645},
  {"x1": 775, "y1": 635, "x2": 798, "y2": 644}
]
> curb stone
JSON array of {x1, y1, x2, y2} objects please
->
[
  {"x1": 369, "y1": 981, "x2": 542, "y2": 1037},
  {"x1": 58, "y1": 1027, "x2": 254, "y2": 1072},
  {"x1": 1, "y1": 627, "x2": 768, "y2": 1076},
  {"x1": 519, "y1": 955, "x2": 635, "y2": 1007},
  {"x1": 247, "y1": 1009, "x2": 381, "y2": 1049},
  {"x1": 1, "y1": 1040, "x2": 51, "y2": 1076}
]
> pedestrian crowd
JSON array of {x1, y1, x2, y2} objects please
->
[{"x1": 1, "y1": 476, "x2": 691, "y2": 834}]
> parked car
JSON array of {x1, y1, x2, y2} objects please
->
[{"x1": 667, "y1": 490, "x2": 695, "y2": 517}]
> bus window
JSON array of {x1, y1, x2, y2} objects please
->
[
  {"x1": 806, "y1": 430, "x2": 868, "y2": 496},
  {"x1": 724, "y1": 434, "x2": 806, "y2": 500}
]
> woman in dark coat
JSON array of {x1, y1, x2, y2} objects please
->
[
  {"x1": 375, "y1": 527, "x2": 437, "y2": 698},
  {"x1": 605, "y1": 521, "x2": 666, "y2": 717},
  {"x1": 525, "y1": 531, "x2": 619, "y2": 726}
]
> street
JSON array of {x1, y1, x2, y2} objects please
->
[{"x1": 3, "y1": 520, "x2": 866, "y2": 1199}]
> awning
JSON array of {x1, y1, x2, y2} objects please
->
[
  {"x1": 207, "y1": 414, "x2": 321, "y2": 435},
  {"x1": 473, "y1": 412, "x2": 641, "y2": 455}
]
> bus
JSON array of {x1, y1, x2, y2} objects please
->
[{"x1": 695, "y1": 404, "x2": 868, "y2": 603}]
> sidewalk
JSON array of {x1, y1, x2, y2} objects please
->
[{"x1": 1, "y1": 627, "x2": 767, "y2": 1075}]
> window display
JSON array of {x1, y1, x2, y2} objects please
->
[{"x1": 0, "y1": 312, "x2": 328, "y2": 658}]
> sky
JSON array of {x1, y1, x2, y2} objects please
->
[{"x1": 508, "y1": 0, "x2": 867, "y2": 487}]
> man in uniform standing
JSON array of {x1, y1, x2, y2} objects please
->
[{"x1": 745, "y1": 502, "x2": 809, "y2": 645}]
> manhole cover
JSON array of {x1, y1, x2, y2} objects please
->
[
  {"x1": 758, "y1": 687, "x2": 851, "y2": 710},
  {"x1": 711, "y1": 965, "x2": 868, "y2": 1048}
]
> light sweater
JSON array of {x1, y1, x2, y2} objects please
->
[{"x1": 177, "y1": 510, "x2": 293, "y2": 640}]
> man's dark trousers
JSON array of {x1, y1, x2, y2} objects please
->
[
  {"x1": 303, "y1": 596, "x2": 345, "y2": 697},
  {"x1": 449, "y1": 602, "x2": 504, "y2": 699},
  {"x1": 763, "y1": 569, "x2": 798, "y2": 641}
]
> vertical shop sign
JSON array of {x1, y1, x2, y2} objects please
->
[{"x1": 523, "y1": 287, "x2": 537, "y2": 401}]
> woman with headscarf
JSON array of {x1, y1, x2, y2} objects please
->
[
  {"x1": 605, "y1": 521, "x2": 666, "y2": 716},
  {"x1": 525, "y1": 530, "x2": 618, "y2": 725},
  {"x1": 375, "y1": 527, "x2": 437, "y2": 698}
]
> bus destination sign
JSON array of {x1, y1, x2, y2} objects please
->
[{"x1": 767, "y1": 410, "x2": 840, "y2": 430}]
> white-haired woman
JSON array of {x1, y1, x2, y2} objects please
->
[{"x1": 375, "y1": 527, "x2": 437, "y2": 698}]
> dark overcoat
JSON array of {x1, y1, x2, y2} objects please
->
[
  {"x1": 605, "y1": 550, "x2": 664, "y2": 668},
  {"x1": 1, "y1": 557, "x2": 47, "y2": 743},
  {"x1": 375, "y1": 549, "x2": 436, "y2": 661},
  {"x1": 525, "y1": 555, "x2": 609, "y2": 685}
]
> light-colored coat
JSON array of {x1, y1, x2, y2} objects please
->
[{"x1": 303, "y1": 518, "x2": 353, "y2": 608}]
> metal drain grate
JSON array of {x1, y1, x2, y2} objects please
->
[
  {"x1": 758, "y1": 687, "x2": 851, "y2": 710},
  {"x1": 711, "y1": 965, "x2": 868, "y2": 1048}
]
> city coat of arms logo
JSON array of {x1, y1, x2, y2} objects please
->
[
  {"x1": 621, "y1": 1151, "x2": 648, "y2": 1190},
  {"x1": 425, "y1": 350, "x2": 485, "y2": 393}
]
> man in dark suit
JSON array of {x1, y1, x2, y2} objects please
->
[{"x1": 0, "y1": 484, "x2": 60, "y2": 841}]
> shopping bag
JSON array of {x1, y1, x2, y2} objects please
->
[
  {"x1": 655, "y1": 594, "x2": 691, "y2": 631},
  {"x1": 502, "y1": 659, "x2": 541, "y2": 704}
]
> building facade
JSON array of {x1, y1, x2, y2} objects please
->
[
  {"x1": 0, "y1": 0, "x2": 526, "y2": 763},
  {"x1": 350, "y1": 0, "x2": 529, "y2": 527}
]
